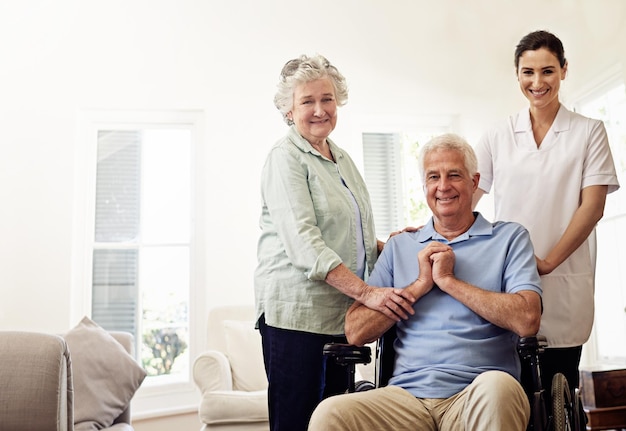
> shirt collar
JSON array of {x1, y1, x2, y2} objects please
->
[
  {"x1": 417, "y1": 212, "x2": 493, "y2": 244},
  {"x1": 287, "y1": 125, "x2": 344, "y2": 160}
]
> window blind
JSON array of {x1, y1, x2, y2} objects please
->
[
  {"x1": 362, "y1": 132, "x2": 404, "y2": 238},
  {"x1": 94, "y1": 130, "x2": 141, "y2": 242},
  {"x1": 92, "y1": 130, "x2": 142, "y2": 335},
  {"x1": 91, "y1": 249, "x2": 138, "y2": 334}
]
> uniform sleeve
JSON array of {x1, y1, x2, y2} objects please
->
[
  {"x1": 582, "y1": 119, "x2": 620, "y2": 194},
  {"x1": 261, "y1": 146, "x2": 342, "y2": 281},
  {"x1": 474, "y1": 131, "x2": 494, "y2": 194}
]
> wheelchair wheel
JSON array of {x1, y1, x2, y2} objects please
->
[
  {"x1": 551, "y1": 373, "x2": 572, "y2": 431},
  {"x1": 354, "y1": 379, "x2": 375, "y2": 392}
]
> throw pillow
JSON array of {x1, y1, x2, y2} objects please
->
[
  {"x1": 64, "y1": 316, "x2": 147, "y2": 430},
  {"x1": 223, "y1": 320, "x2": 267, "y2": 391}
]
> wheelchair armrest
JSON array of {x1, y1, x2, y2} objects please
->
[
  {"x1": 517, "y1": 335, "x2": 547, "y2": 360},
  {"x1": 517, "y1": 335, "x2": 547, "y2": 349},
  {"x1": 323, "y1": 343, "x2": 372, "y2": 365}
]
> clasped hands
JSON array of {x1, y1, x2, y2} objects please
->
[{"x1": 366, "y1": 241, "x2": 456, "y2": 321}]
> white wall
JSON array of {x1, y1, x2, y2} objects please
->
[{"x1": 0, "y1": 0, "x2": 625, "y2": 335}]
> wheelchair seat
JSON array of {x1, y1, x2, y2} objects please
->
[{"x1": 324, "y1": 330, "x2": 585, "y2": 431}]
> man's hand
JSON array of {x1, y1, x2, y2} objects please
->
[
  {"x1": 403, "y1": 242, "x2": 453, "y2": 298},
  {"x1": 429, "y1": 244, "x2": 456, "y2": 291}
]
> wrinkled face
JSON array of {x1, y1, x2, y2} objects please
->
[
  {"x1": 423, "y1": 149, "x2": 478, "y2": 220},
  {"x1": 287, "y1": 77, "x2": 338, "y2": 145},
  {"x1": 517, "y1": 47, "x2": 567, "y2": 111}
]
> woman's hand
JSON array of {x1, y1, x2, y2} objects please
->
[
  {"x1": 388, "y1": 226, "x2": 421, "y2": 239},
  {"x1": 359, "y1": 286, "x2": 416, "y2": 321},
  {"x1": 536, "y1": 256, "x2": 554, "y2": 275}
]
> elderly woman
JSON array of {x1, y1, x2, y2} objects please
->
[{"x1": 254, "y1": 54, "x2": 414, "y2": 431}]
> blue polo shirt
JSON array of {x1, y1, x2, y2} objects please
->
[{"x1": 368, "y1": 213, "x2": 542, "y2": 398}]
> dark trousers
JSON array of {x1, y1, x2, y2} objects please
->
[
  {"x1": 258, "y1": 314, "x2": 350, "y2": 431},
  {"x1": 541, "y1": 345, "x2": 583, "y2": 391}
]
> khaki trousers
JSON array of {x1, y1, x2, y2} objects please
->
[{"x1": 308, "y1": 370, "x2": 530, "y2": 431}]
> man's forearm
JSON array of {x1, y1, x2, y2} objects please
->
[
  {"x1": 345, "y1": 280, "x2": 428, "y2": 345},
  {"x1": 436, "y1": 276, "x2": 541, "y2": 337},
  {"x1": 344, "y1": 301, "x2": 396, "y2": 346}
]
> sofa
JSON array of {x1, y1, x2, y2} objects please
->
[{"x1": 0, "y1": 317, "x2": 146, "y2": 431}]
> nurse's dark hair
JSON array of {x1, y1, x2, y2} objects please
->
[{"x1": 514, "y1": 30, "x2": 567, "y2": 69}]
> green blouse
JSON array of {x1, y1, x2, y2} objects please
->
[{"x1": 254, "y1": 126, "x2": 379, "y2": 335}]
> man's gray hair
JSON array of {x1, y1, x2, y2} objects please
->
[{"x1": 418, "y1": 133, "x2": 478, "y2": 179}]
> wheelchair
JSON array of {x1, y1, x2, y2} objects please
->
[{"x1": 324, "y1": 326, "x2": 586, "y2": 431}]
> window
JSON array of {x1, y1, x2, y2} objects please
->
[
  {"x1": 74, "y1": 110, "x2": 206, "y2": 416},
  {"x1": 93, "y1": 128, "x2": 192, "y2": 379},
  {"x1": 575, "y1": 79, "x2": 626, "y2": 365},
  {"x1": 361, "y1": 119, "x2": 452, "y2": 238}
]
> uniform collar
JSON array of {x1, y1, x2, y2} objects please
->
[{"x1": 514, "y1": 104, "x2": 571, "y2": 134}]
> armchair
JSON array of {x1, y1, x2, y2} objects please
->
[{"x1": 192, "y1": 305, "x2": 269, "y2": 431}]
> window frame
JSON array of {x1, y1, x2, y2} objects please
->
[{"x1": 72, "y1": 109, "x2": 207, "y2": 418}]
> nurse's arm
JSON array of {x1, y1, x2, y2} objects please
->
[{"x1": 537, "y1": 185, "x2": 607, "y2": 275}]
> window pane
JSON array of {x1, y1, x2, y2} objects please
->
[
  {"x1": 139, "y1": 246, "x2": 189, "y2": 378},
  {"x1": 95, "y1": 131, "x2": 141, "y2": 242},
  {"x1": 401, "y1": 133, "x2": 432, "y2": 227},
  {"x1": 92, "y1": 248, "x2": 139, "y2": 335},
  {"x1": 594, "y1": 216, "x2": 626, "y2": 361},
  {"x1": 142, "y1": 129, "x2": 191, "y2": 244},
  {"x1": 578, "y1": 83, "x2": 626, "y2": 217}
]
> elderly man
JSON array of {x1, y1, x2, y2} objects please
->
[{"x1": 308, "y1": 133, "x2": 542, "y2": 431}]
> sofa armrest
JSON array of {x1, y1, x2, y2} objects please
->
[
  {"x1": 193, "y1": 350, "x2": 233, "y2": 393},
  {"x1": 0, "y1": 332, "x2": 73, "y2": 431}
]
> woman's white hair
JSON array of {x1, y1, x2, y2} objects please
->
[{"x1": 274, "y1": 54, "x2": 349, "y2": 125}]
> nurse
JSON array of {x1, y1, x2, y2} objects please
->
[{"x1": 473, "y1": 30, "x2": 620, "y2": 393}]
